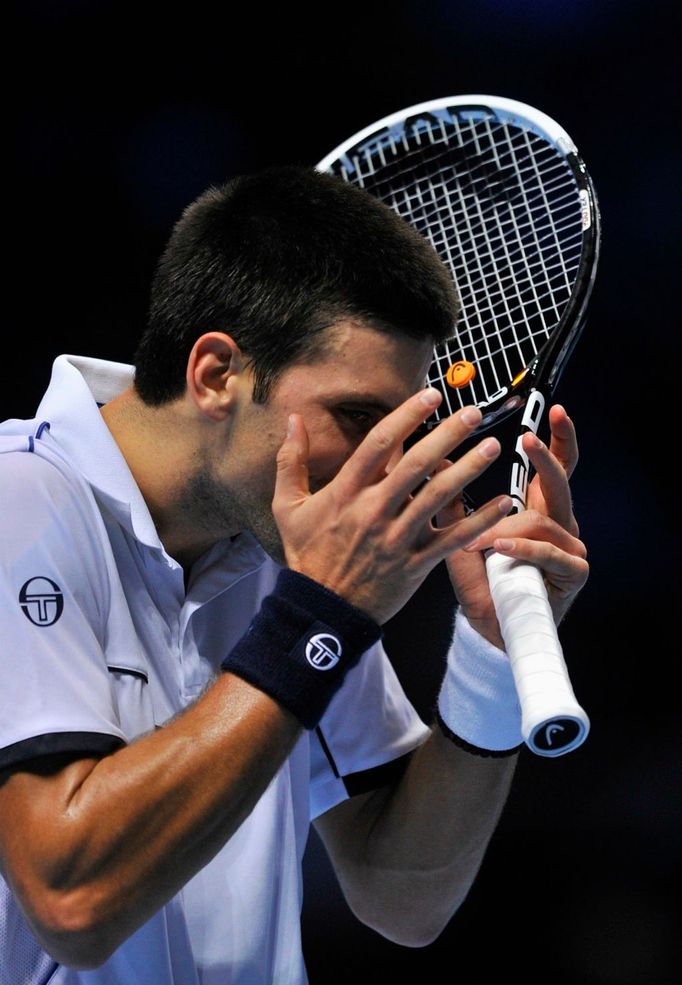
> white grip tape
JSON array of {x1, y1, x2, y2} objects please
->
[{"x1": 485, "y1": 551, "x2": 589, "y2": 756}]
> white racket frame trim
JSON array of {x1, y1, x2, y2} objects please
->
[{"x1": 316, "y1": 95, "x2": 578, "y2": 174}]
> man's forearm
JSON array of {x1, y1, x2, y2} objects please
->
[
  {"x1": 315, "y1": 726, "x2": 517, "y2": 947},
  {"x1": 0, "y1": 673, "x2": 301, "y2": 967}
]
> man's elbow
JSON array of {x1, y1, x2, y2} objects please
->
[
  {"x1": 379, "y1": 923, "x2": 449, "y2": 949},
  {"x1": 26, "y1": 886, "x2": 124, "y2": 970},
  {"x1": 346, "y1": 884, "x2": 463, "y2": 949}
]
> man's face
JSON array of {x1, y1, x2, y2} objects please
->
[{"x1": 202, "y1": 321, "x2": 434, "y2": 562}]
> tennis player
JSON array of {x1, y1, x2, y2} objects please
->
[{"x1": 0, "y1": 166, "x2": 588, "y2": 984}]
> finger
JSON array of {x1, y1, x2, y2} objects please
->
[
  {"x1": 491, "y1": 536, "x2": 590, "y2": 597},
  {"x1": 433, "y1": 463, "x2": 465, "y2": 528},
  {"x1": 418, "y1": 495, "x2": 514, "y2": 563},
  {"x1": 464, "y1": 510, "x2": 587, "y2": 557},
  {"x1": 395, "y1": 434, "x2": 500, "y2": 533},
  {"x1": 522, "y1": 432, "x2": 575, "y2": 529},
  {"x1": 380, "y1": 405, "x2": 484, "y2": 511},
  {"x1": 337, "y1": 387, "x2": 443, "y2": 490},
  {"x1": 273, "y1": 414, "x2": 311, "y2": 510},
  {"x1": 547, "y1": 404, "x2": 579, "y2": 477}
]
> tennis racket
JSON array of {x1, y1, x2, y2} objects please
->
[{"x1": 317, "y1": 95, "x2": 600, "y2": 757}]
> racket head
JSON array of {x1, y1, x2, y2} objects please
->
[{"x1": 317, "y1": 95, "x2": 601, "y2": 435}]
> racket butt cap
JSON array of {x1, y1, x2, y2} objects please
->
[{"x1": 524, "y1": 711, "x2": 590, "y2": 757}]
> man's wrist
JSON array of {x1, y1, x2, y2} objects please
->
[
  {"x1": 459, "y1": 606, "x2": 505, "y2": 651},
  {"x1": 437, "y1": 610, "x2": 523, "y2": 756},
  {"x1": 221, "y1": 569, "x2": 382, "y2": 729}
]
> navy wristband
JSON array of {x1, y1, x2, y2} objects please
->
[{"x1": 221, "y1": 569, "x2": 382, "y2": 728}]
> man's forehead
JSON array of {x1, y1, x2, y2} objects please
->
[
  {"x1": 313, "y1": 321, "x2": 433, "y2": 375},
  {"x1": 291, "y1": 330, "x2": 433, "y2": 407}
]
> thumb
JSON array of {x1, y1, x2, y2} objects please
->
[{"x1": 274, "y1": 414, "x2": 311, "y2": 506}]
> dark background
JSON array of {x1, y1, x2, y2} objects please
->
[{"x1": 9, "y1": 2, "x2": 680, "y2": 982}]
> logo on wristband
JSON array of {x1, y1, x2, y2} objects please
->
[{"x1": 305, "y1": 633, "x2": 342, "y2": 671}]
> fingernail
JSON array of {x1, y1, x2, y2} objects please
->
[
  {"x1": 478, "y1": 437, "x2": 499, "y2": 459},
  {"x1": 460, "y1": 406, "x2": 482, "y2": 427},
  {"x1": 498, "y1": 496, "x2": 513, "y2": 514},
  {"x1": 287, "y1": 415, "x2": 295, "y2": 437},
  {"x1": 419, "y1": 387, "x2": 441, "y2": 408},
  {"x1": 495, "y1": 538, "x2": 515, "y2": 550}
]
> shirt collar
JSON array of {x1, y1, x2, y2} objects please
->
[
  {"x1": 36, "y1": 354, "x2": 167, "y2": 550},
  {"x1": 35, "y1": 354, "x2": 269, "y2": 578}
]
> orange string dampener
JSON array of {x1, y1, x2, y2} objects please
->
[{"x1": 445, "y1": 360, "x2": 476, "y2": 388}]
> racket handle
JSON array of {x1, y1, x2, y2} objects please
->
[{"x1": 485, "y1": 551, "x2": 589, "y2": 757}]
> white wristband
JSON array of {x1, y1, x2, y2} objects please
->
[{"x1": 437, "y1": 611, "x2": 523, "y2": 755}]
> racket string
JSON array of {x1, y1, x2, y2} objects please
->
[{"x1": 333, "y1": 114, "x2": 585, "y2": 417}]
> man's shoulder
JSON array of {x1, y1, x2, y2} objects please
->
[
  {"x1": 0, "y1": 424, "x2": 98, "y2": 523},
  {"x1": 0, "y1": 426, "x2": 113, "y2": 610}
]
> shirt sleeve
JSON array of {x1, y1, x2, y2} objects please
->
[
  {"x1": 309, "y1": 639, "x2": 430, "y2": 818},
  {"x1": 0, "y1": 450, "x2": 126, "y2": 768}
]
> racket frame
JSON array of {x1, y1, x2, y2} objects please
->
[{"x1": 317, "y1": 95, "x2": 601, "y2": 756}]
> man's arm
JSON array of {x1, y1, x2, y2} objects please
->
[
  {"x1": 308, "y1": 405, "x2": 588, "y2": 945},
  {"x1": 0, "y1": 677, "x2": 301, "y2": 969},
  {"x1": 314, "y1": 730, "x2": 516, "y2": 946}
]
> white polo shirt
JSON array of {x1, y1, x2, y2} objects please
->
[{"x1": 0, "y1": 355, "x2": 429, "y2": 985}]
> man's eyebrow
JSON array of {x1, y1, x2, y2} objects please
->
[{"x1": 330, "y1": 395, "x2": 396, "y2": 416}]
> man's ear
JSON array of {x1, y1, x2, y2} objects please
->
[{"x1": 186, "y1": 332, "x2": 244, "y2": 421}]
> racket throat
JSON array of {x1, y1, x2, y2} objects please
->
[{"x1": 509, "y1": 388, "x2": 545, "y2": 513}]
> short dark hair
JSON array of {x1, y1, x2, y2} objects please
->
[{"x1": 134, "y1": 164, "x2": 458, "y2": 404}]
